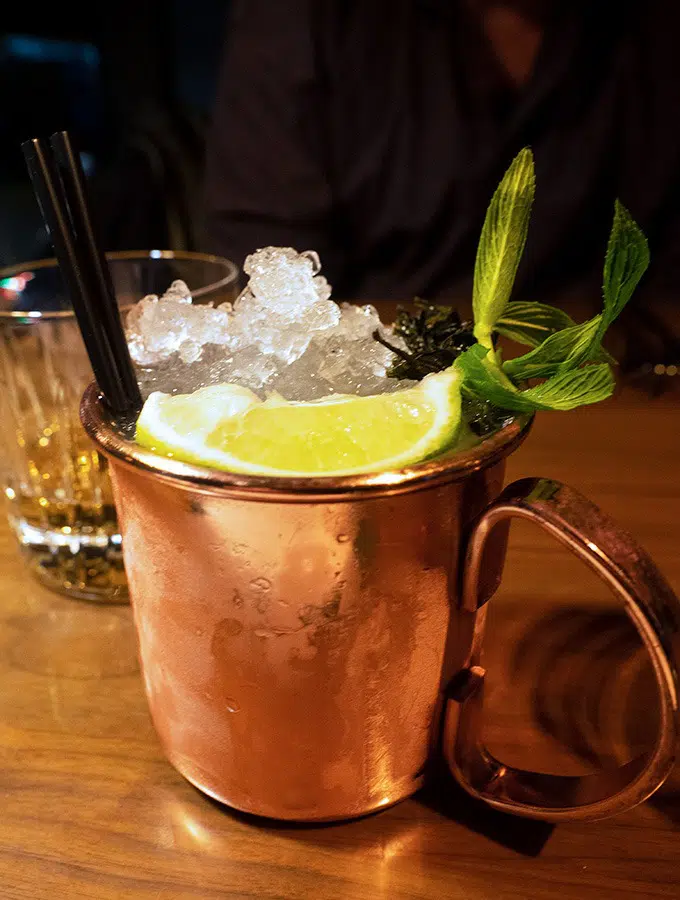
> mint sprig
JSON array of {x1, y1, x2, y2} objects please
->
[
  {"x1": 375, "y1": 149, "x2": 649, "y2": 417},
  {"x1": 457, "y1": 152, "x2": 649, "y2": 414}
]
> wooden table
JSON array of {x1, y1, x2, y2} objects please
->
[{"x1": 1, "y1": 383, "x2": 679, "y2": 899}]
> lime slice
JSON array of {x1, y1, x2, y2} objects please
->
[{"x1": 136, "y1": 370, "x2": 462, "y2": 477}]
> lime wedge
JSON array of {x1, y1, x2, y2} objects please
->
[
  {"x1": 135, "y1": 370, "x2": 462, "y2": 477},
  {"x1": 136, "y1": 383, "x2": 259, "y2": 461}
]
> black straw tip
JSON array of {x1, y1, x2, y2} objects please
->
[{"x1": 22, "y1": 131, "x2": 142, "y2": 417}]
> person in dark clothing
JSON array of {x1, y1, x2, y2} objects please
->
[{"x1": 204, "y1": 0, "x2": 680, "y2": 305}]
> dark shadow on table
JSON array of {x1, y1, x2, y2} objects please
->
[
  {"x1": 413, "y1": 763, "x2": 554, "y2": 856},
  {"x1": 197, "y1": 760, "x2": 553, "y2": 858}
]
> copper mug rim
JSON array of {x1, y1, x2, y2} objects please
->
[{"x1": 80, "y1": 383, "x2": 533, "y2": 502}]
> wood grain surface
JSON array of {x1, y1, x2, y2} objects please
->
[{"x1": 0, "y1": 380, "x2": 679, "y2": 899}]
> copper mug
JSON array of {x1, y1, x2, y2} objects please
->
[{"x1": 82, "y1": 386, "x2": 680, "y2": 823}]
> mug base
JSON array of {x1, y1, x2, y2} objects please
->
[{"x1": 168, "y1": 750, "x2": 425, "y2": 823}]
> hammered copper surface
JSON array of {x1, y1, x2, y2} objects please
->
[
  {"x1": 81, "y1": 385, "x2": 523, "y2": 821},
  {"x1": 109, "y1": 454, "x2": 507, "y2": 820}
]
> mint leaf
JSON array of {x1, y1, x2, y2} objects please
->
[
  {"x1": 554, "y1": 200, "x2": 648, "y2": 373},
  {"x1": 457, "y1": 344, "x2": 614, "y2": 411},
  {"x1": 473, "y1": 148, "x2": 536, "y2": 350},
  {"x1": 457, "y1": 345, "x2": 536, "y2": 411},
  {"x1": 503, "y1": 317, "x2": 603, "y2": 381},
  {"x1": 520, "y1": 363, "x2": 615, "y2": 410},
  {"x1": 495, "y1": 301, "x2": 576, "y2": 347},
  {"x1": 602, "y1": 200, "x2": 650, "y2": 325},
  {"x1": 559, "y1": 200, "x2": 648, "y2": 370}
]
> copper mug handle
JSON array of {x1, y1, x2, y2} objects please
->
[{"x1": 443, "y1": 477, "x2": 680, "y2": 822}]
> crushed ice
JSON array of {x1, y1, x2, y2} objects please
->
[{"x1": 126, "y1": 247, "x2": 412, "y2": 401}]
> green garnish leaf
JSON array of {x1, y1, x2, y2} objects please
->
[
  {"x1": 457, "y1": 344, "x2": 615, "y2": 411},
  {"x1": 473, "y1": 148, "x2": 536, "y2": 350},
  {"x1": 456, "y1": 344, "x2": 532, "y2": 409},
  {"x1": 495, "y1": 301, "x2": 577, "y2": 347},
  {"x1": 521, "y1": 363, "x2": 615, "y2": 410},
  {"x1": 502, "y1": 317, "x2": 602, "y2": 381},
  {"x1": 601, "y1": 199, "x2": 650, "y2": 327}
]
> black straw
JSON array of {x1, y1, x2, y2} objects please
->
[{"x1": 22, "y1": 134, "x2": 142, "y2": 416}]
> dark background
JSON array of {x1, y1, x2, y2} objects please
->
[{"x1": 0, "y1": 0, "x2": 232, "y2": 267}]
